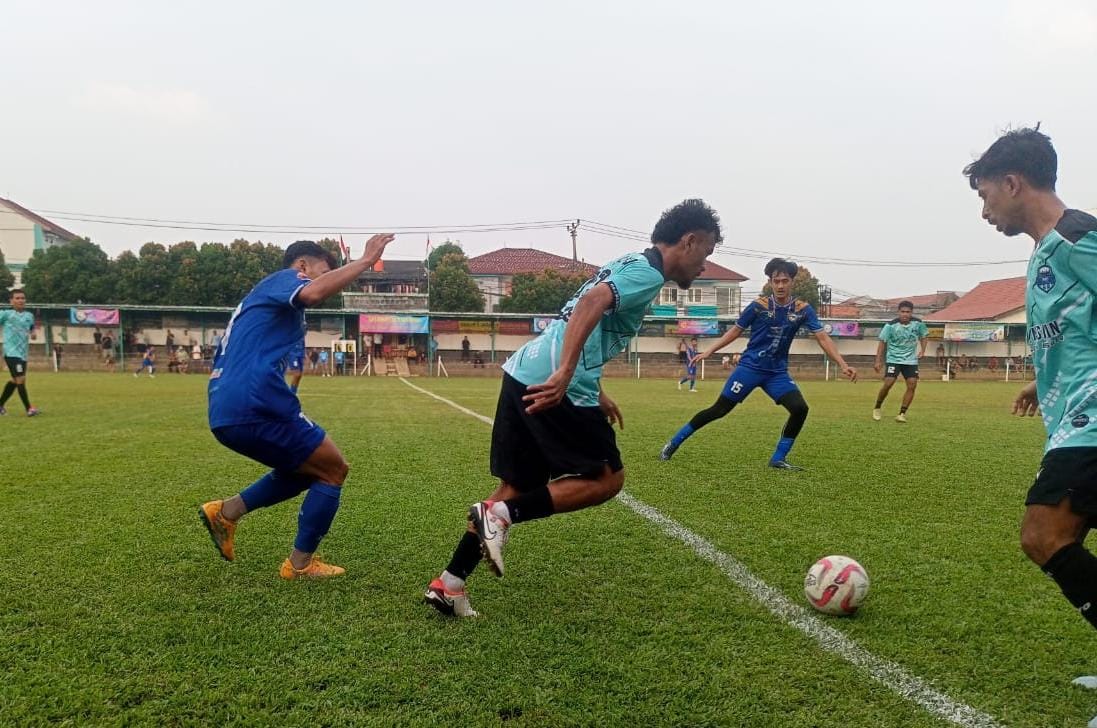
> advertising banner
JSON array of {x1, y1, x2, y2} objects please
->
[
  {"x1": 357, "y1": 314, "x2": 429, "y2": 334},
  {"x1": 823, "y1": 321, "x2": 861, "y2": 337},
  {"x1": 672, "y1": 319, "x2": 720, "y2": 336},
  {"x1": 944, "y1": 323, "x2": 1006, "y2": 342},
  {"x1": 70, "y1": 308, "x2": 120, "y2": 326}
]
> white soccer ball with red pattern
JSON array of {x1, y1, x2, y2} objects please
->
[{"x1": 804, "y1": 555, "x2": 870, "y2": 615}]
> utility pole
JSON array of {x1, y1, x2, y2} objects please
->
[{"x1": 567, "y1": 219, "x2": 580, "y2": 261}]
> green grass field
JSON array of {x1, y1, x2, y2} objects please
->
[{"x1": 1, "y1": 373, "x2": 1094, "y2": 727}]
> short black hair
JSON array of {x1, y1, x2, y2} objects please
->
[
  {"x1": 284, "y1": 240, "x2": 337, "y2": 269},
  {"x1": 963, "y1": 127, "x2": 1057, "y2": 191},
  {"x1": 898, "y1": 300, "x2": 914, "y2": 310},
  {"x1": 9, "y1": 289, "x2": 25, "y2": 298},
  {"x1": 651, "y1": 199, "x2": 723, "y2": 246},
  {"x1": 764, "y1": 258, "x2": 798, "y2": 279}
]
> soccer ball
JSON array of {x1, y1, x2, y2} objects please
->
[{"x1": 803, "y1": 555, "x2": 869, "y2": 615}]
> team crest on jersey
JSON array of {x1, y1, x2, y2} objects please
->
[
  {"x1": 1073, "y1": 414, "x2": 1090, "y2": 428},
  {"x1": 1035, "y1": 265, "x2": 1056, "y2": 293}
]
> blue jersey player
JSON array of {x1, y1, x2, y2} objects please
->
[
  {"x1": 966, "y1": 127, "x2": 1097, "y2": 710},
  {"x1": 660, "y1": 258, "x2": 857, "y2": 469},
  {"x1": 678, "y1": 336, "x2": 699, "y2": 391},
  {"x1": 425, "y1": 199, "x2": 721, "y2": 617},
  {"x1": 199, "y1": 235, "x2": 395, "y2": 580}
]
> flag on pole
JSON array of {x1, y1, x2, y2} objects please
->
[
  {"x1": 425, "y1": 235, "x2": 433, "y2": 262},
  {"x1": 338, "y1": 235, "x2": 351, "y2": 265}
]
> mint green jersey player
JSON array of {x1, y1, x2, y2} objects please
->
[
  {"x1": 0, "y1": 309, "x2": 35, "y2": 360},
  {"x1": 503, "y1": 249, "x2": 666, "y2": 406},
  {"x1": 878, "y1": 318, "x2": 928, "y2": 365},
  {"x1": 1027, "y1": 209, "x2": 1097, "y2": 452}
]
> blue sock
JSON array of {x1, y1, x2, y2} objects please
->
[
  {"x1": 670, "y1": 423, "x2": 695, "y2": 447},
  {"x1": 294, "y1": 483, "x2": 342, "y2": 552},
  {"x1": 771, "y1": 436, "x2": 795, "y2": 463},
  {"x1": 240, "y1": 471, "x2": 310, "y2": 512}
]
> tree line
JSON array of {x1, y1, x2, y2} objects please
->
[{"x1": 1, "y1": 238, "x2": 594, "y2": 315}]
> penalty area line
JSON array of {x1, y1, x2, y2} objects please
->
[{"x1": 398, "y1": 378, "x2": 1003, "y2": 728}]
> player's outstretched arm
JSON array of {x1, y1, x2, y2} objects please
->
[
  {"x1": 297, "y1": 234, "x2": 395, "y2": 307},
  {"x1": 524, "y1": 283, "x2": 615, "y2": 414},
  {"x1": 813, "y1": 331, "x2": 857, "y2": 382},
  {"x1": 693, "y1": 326, "x2": 743, "y2": 365}
]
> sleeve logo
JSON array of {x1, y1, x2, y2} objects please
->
[{"x1": 1035, "y1": 264, "x2": 1056, "y2": 293}]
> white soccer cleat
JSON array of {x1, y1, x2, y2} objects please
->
[
  {"x1": 677, "y1": 381, "x2": 682, "y2": 391},
  {"x1": 423, "y1": 578, "x2": 478, "y2": 617},
  {"x1": 469, "y1": 501, "x2": 510, "y2": 577},
  {"x1": 895, "y1": 413, "x2": 907, "y2": 423},
  {"x1": 872, "y1": 408, "x2": 882, "y2": 421},
  {"x1": 1073, "y1": 676, "x2": 1097, "y2": 690}
]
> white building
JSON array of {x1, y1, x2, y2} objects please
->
[{"x1": 0, "y1": 198, "x2": 81, "y2": 287}]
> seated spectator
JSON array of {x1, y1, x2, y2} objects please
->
[
  {"x1": 473, "y1": 351, "x2": 485, "y2": 368},
  {"x1": 988, "y1": 356, "x2": 999, "y2": 372}
]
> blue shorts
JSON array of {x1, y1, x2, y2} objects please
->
[
  {"x1": 684, "y1": 365, "x2": 697, "y2": 376},
  {"x1": 720, "y1": 365, "x2": 799, "y2": 404},
  {"x1": 212, "y1": 414, "x2": 326, "y2": 472},
  {"x1": 287, "y1": 357, "x2": 304, "y2": 372}
]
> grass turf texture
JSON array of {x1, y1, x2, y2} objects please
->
[{"x1": 0, "y1": 373, "x2": 1093, "y2": 727}]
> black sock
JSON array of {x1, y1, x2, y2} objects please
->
[
  {"x1": 16, "y1": 384, "x2": 30, "y2": 410},
  {"x1": 503, "y1": 487, "x2": 555, "y2": 524},
  {"x1": 900, "y1": 405, "x2": 908, "y2": 414},
  {"x1": 445, "y1": 531, "x2": 483, "y2": 580},
  {"x1": 0, "y1": 382, "x2": 14, "y2": 407},
  {"x1": 1042, "y1": 542, "x2": 1097, "y2": 630},
  {"x1": 874, "y1": 398, "x2": 884, "y2": 408}
]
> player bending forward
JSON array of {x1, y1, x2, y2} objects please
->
[
  {"x1": 660, "y1": 258, "x2": 856, "y2": 470},
  {"x1": 199, "y1": 236, "x2": 394, "y2": 579},
  {"x1": 424, "y1": 199, "x2": 721, "y2": 617},
  {"x1": 966, "y1": 127, "x2": 1097, "y2": 723}
]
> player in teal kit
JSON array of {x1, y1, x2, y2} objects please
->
[
  {"x1": 660, "y1": 258, "x2": 857, "y2": 469},
  {"x1": 424, "y1": 199, "x2": 721, "y2": 617},
  {"x1": 872, "y1": 301, "x2": 928, "y2": 423},
  {"x1": 0, "y1": 290, "x2": 40, "y2": 417},
  {"x1": 965, "y1": 127, "x2": 1097, "y2": 716}
]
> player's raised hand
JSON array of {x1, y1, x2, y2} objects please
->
[
  {"x1": 1012, "y1": 381, "x2": 1039, "y2": 417},
  {"x1": 362, "y1": 233, "x2": 396, "y2": 263},
  {"x1": 842, "y1": 365, "x2": 858, "y2": 382},
  {"x1": 523, "y1": 368, "x2": 570, "y2": 414}
]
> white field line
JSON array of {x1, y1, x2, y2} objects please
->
[{"x1": 398, "y1": 378, "x2": 1003, "y2": 728}]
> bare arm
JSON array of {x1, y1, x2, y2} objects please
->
[
  {"x1": 918, "y1": 337, "x2": 928, "y2": 358},
  {"x1": 523, "y1": 283, "x2": 615, "y2": 414},
  {"x1": 693, "y1": 326, "x2": 743, "y2": 364},
  {"x1": 297, "y1": 234, "x2": 395, "y2": 307},
  {"x1": 874, "y1": 340, "x2": 886, "y2": 373},
  {"x1": 813, "y1": 330, "x2": 858, "y2": 381}
]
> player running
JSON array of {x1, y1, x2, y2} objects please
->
[
  {"x1": 424, "y1": 199, "x2": 721, "y2": 617},
  {"x1": 965, "y1": 127, "x2": 1097, "y2": 717},
  {"x1": 678, "y1": 336, "x2": 699, "y2": 391},
  {"x1": 660, "y1": 258, "x2": 857, "y2": 470},
  {"x1": 872, "y1": 301, "x2": 928, "y2": 422},
  {"x1": 0, "y1": 289, "x2": 39, "y2": 417},
  {"x1": 134, "y1": 346, "x2": 156, "y2": 377},
  {"x1": 199, "y1": 235, "x2": 394, "y2": 579}
]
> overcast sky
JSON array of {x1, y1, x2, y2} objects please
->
[{"x1": 3, "y1": 0, "x2": 1096, "y2": 300}]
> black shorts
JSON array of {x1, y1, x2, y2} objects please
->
[
  {"x1": 1026, "y1": 447, "x2": 1097, "y2": 521},
  {"x1": 490, "y1": 373, "x2": 623, "y2": 492},
  {"x1": 4, "y1": 357, "x2": 27, "y2": 378},
  {"x1": 884, "y1": 363, "x2": 919, "y2": 380}
]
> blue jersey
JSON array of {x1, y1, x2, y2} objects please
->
[
  {"x1": 208, "y1": 268, "x2": 310, "y2": 427},
  {"x1": 286, "y1": 340, "x2": 305, "y2": 371},
  {"x1": 503, "y1": 248, "x2": 666, "y2": 406},
  {"x1": 734, "y1": 296, "x2": 823, "y2": 373},
  {"x1": 684, "y1": 344, "x2": 698, "y2": 373}
]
